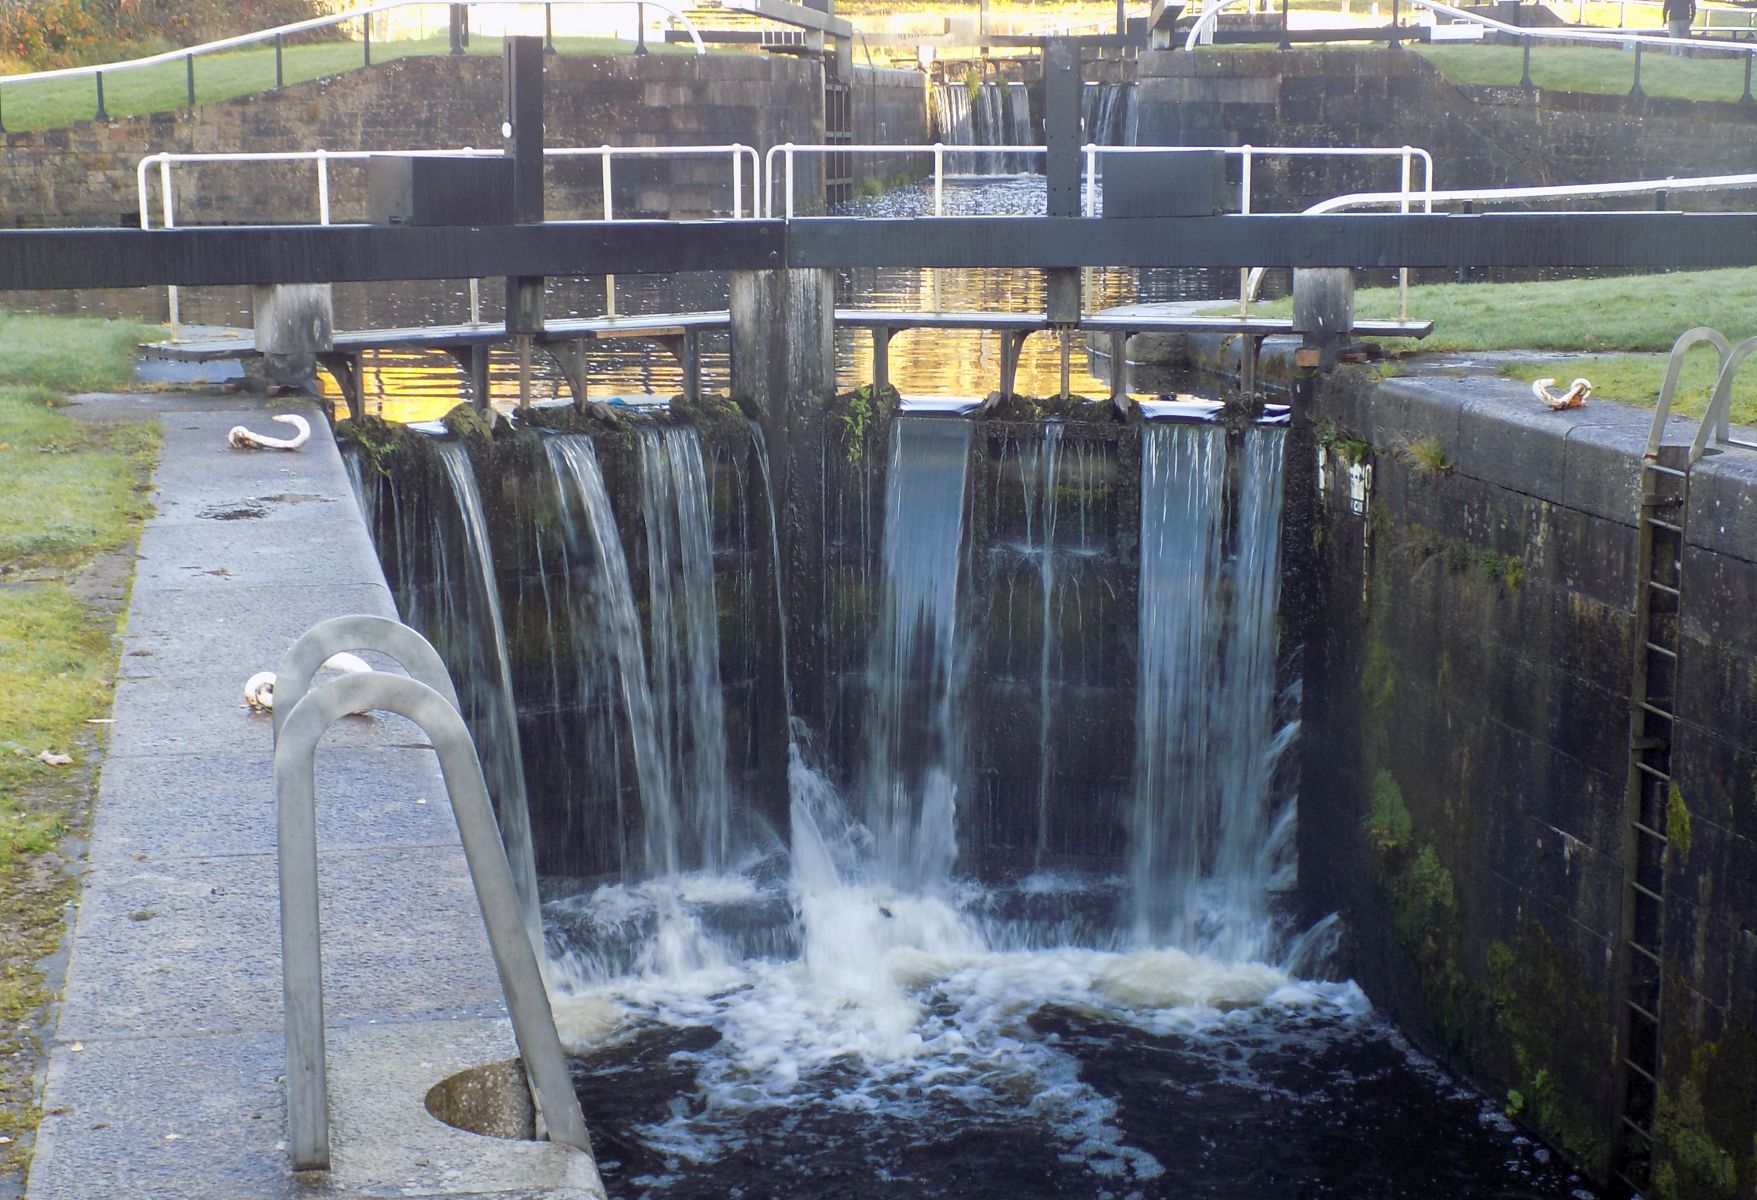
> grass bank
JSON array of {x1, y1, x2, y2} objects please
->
[
  {"x1": 1414, "y1": 42, "x2": 1754, "y2": 105},
  {"x1": 1241, "y1": 268, "x2": 1757, "y2": 424},
  {"x1": 0, "y1": 313, "x2": 156, "y2": 1184},
  {"x1": 0, "y1": 33, "x2": 690, "y2": 132}
]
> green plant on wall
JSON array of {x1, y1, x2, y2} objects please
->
[
  {"x1": 840, "y1": 385, "x2": 874, "y2": 464},
  {"x1": 1397, "y1": 434, "x2": 1453, "y2": 481},
  {"x1": 1364, "y1": 770, "x2": 1413, "y2": 853}
]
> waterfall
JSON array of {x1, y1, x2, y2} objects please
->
[
  {"x1": 1210, "y1": 428, "x2": 1291, "y2": 962},
  {"x1": 1129, "y1": 424, "x2": 1289, "y2": 959},
  {"x1": 341, "y1": 447, "x2": 377, "y2": 532},
  {"x1": 861, "y1": 416, "x2": 973, "y2": 891},
  {"x1": 543, "y1": 435, "x2": 672, "y2": 880},
  {"x1": 636, "y1": 423, "x2": 733, "y2": 875},
  {"x1": 931, "y1": 81, "x2": 1033, "y2": 176},
  {"x1": 1082, "y1": 81, "x2": 1137, "y2": 148},
  {"x1": 422, "y1": 443, "x2": 544, "y2": 947}
]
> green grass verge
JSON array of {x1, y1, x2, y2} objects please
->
[
  {"x1": 0, "y1": 313, "x2": 155, "y2": 393},
  {"x1": 0, "y1": 34, "x2": 693, "y2": 132},
  {"x1": 1414, "y1": 42, "x2": 1753, "y2": 104},
  {"x1": 1238, "y1": 267, "x2": 1757, "y2": 421},
  {"x1": 0, "y1": 386, "x2": 159, "y2": 567},
  {"x1": 0, "y1": 313, "x2": 156, "y2": 1182}
]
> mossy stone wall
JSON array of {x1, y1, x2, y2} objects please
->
[{"x1": 1302, "y1": 370, "x2": 1757, "y2": 1190}]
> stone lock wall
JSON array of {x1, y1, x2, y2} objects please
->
[
  {"x1": 1135, "y1": 47, "x2": 1757, "y2": 208},
  {"x1": 850, "y1": 65, "x2": 931, "y2": 188},
  {"x1": 1300, "y1": 369, "x2": 1757, "y2": 1195}
]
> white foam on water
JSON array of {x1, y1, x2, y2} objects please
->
[{"x1": 546, "y1": 755, "x2": 1369, "y2": 1187}]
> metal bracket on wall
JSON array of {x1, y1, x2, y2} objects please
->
[{"x1": 270, "y1": 616, "x2": 590, "y2": 1173}]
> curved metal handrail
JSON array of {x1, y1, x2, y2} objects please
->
[
  {"x1": 1647, "y1": 327, "x2": 1730, "y2": 459},
  {"x1": 275, "y1": 669, "x2": 591, "y2": 1172},
  {"x1": 0, "y1": 0, "x2": 705, "y2": 89},
  {"x1": 271, "y1": 613, "x2": 459, "y2": 738},
  {"x1": 1692, "y1": 335, "x2": 1757, "y2": 461},
  {"x1": 1185, "y1": 0, "x2": 1757, "y2": 54}
]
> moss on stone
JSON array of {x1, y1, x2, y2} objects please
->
[
  {"x1": 1667, "y1": 782, "x2": 1693, "y2": 862},
  {"x1": 1653, "y1": 1028, "x2": 1757, "y2": 1200},
  {"x1": 1362, "y1": 637, "x2": 1397, "y2": 714},
  {"x1": 1483, "y1": 918, "x2": 1614, "y2": 1174},
  {"x1": 335, "y1": 413, "x2": 411, "y2": 475}
]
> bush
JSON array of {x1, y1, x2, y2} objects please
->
[{"x1": 0, "y1": 0, "x2": 331, "y2": 69}]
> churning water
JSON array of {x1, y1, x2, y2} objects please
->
[{"x1": 522, "y1": 416, "x2": 1600, "y2": 1200}]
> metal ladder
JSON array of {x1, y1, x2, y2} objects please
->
[
  {"x1": 270, "y1": 615, "x2": 591, "y2": 1172},
  {"x1": 1613, "y1": 437, "x2": 1687, "y2": 1186},
  {"x1": 1612, "y1": 327, "x2": 1753, "y2": 1189}
]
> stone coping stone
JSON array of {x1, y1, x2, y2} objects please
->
[{"x1": 30, "y1": 398, "x2": 605, "y2": 1199}]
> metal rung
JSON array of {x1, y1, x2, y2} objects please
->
[
  {"x1": 1645, "y1": 641, "x2": 1678, "y2": 659},
  {"x1": 1647, "y1": 579, "x2": 1680, "y2": 596},
  {"x1": 1629, "y1": 940, "x2": 1662, "y2": 964},
  {"x1": 1649, "y1": 518, "x2": 1685, "y2": 534},
  {"x1": 1628, "y1": 999, "x2": 1661, "y2": 1025},
  {"x1": 1631, "y1": 880, "x2": 1666, "y2": 904},
  {"x1": 1635, "y1": 761, "x2": 1672, "y2": 781},
  {"x1": 1623, "y1": 1057, "x2": 1659, "y2": 1085},
  {"x1": 1632, "y1": 820, "x2": 1669, "y2": 843},
  {"x1": 1647, "y1": 463, "x2": 1687, "y2": 478},
  {"x1": 1639, "y1": 701, "x2": 1676, "y2": 720},
  {"x1": 1620, "y1": 1115, "x2": 1655, "y2": 1142}
]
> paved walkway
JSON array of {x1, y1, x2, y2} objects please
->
[{"x1": 27, "y1": 393, "x2": 602, "y2": 1199}]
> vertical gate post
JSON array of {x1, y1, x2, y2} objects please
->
[
  {"x1": 505, "y1": 36, "x2": 546, "y2": 339},
  {"x1": 729, "y1": 267, "x2": 834, "y2": 809}
]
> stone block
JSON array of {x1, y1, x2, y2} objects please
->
[
  {"x1": 1687, "y1": 447, "x2": 1757, "y2": 563},
  {"x1": 1560, "y1": 412, "x2": 1649, "y2": 525}
]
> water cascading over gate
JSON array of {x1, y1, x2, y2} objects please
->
[
  {"x1": 860, "y1": 416, "x2": 974, "y2": 892},
  {"x1": 1131, "y1": 423, "x2": 1291, "y2": 961}
]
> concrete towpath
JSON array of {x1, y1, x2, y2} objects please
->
[{"x1": 27, "y1": 391, "x2": 602, "y2": 1200}]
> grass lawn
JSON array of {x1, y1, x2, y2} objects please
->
[
  {"x1": 0, "y1": 312, "x2": 156, "y2": 1184},
  {"x1": 1414, "y1": 42, "x2": 1753, "y2": 103},
  {"x1": 0, "y1": 34, "x2": 692, "y2": 133},
  {"x1": 1241, "y1": 268, "x2": 1757, "y2": 423}
]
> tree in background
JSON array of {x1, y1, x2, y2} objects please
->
[{"x1": 0, "y1": 0, "x2": 336, "y2": 69}]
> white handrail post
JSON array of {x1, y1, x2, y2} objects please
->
[
  {"x1": 1399, "y1": 145, "x2": 1412, "y2": 321},
  {"x1": 160, "y1": 156, "x2": 181, "y2": 340},
  {"x1": 1085, "y1": 143, "x2": 1099, "y2": 217},
  {"x1": 316, "y1": 148, "x2": 331, "y2": 225},
  {"x1": 732, "y1": 146, "x2": 743, "y2": 219},
  {"x1": 1239, "y1": 145, "x2": 1253, "y2": 317},
  {"x1": 933, "y1": 142, "x2": 944, "y2": 216},
  {"x1": 602, "y1": 147, "x2": 617, "y2": 317},
  {"x1": 785, "y1": 144, "x2": 796, "y2": 220}
]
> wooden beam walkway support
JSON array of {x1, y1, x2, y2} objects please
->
[{"x1": 143, "y1": 307, "x2": 1434, "y2": 418}]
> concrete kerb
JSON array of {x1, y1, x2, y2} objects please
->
[{"x1": 26, "y1": 394, "x2": 604, "y2": 1200}]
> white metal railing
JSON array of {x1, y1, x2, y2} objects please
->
[
  {"x1": 1242, "y1": 169, "x2": 1757, "y2": 304},
  {"x1": 761, "y1": 142, "x2": 1047, "y2": 218},
  {"x1": 1086, "y1": 144, "x2": 1433, "y2": 318},
  {"x1": 0, "y1": 0, "x2": 705, "y2": 94},
  {"x1": 762, "y1": 141, "x2": 1433, "y2": 317},
  {"x1": 138, "y1": 143, "x2": 758, "y2": 335},
  {"x1": 1187, "y1": 0, "x2": 1757, "y2": 55}
]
